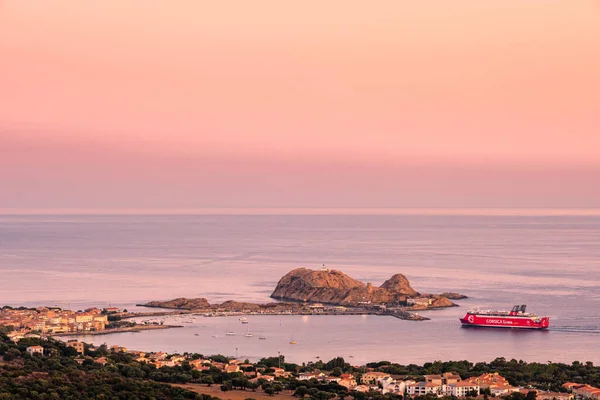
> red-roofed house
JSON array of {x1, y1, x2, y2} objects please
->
[
  {"x1": 537, "y1": 392, "x2": 573, "y2": 400},
  {"x1": 564, "y1": 383, "x2": 584, "y2": 392},
  {"x1": 339, "y1": 374, "x2": 358, "y2": 389},
  {"x1": 225, "y1": 364, "x2": 240, "y2": 373},
  {"x1": 362, "y1": 372, "x2": 391, "y2": 384},
  {"x1": 574, "y1": 385, "x2": 600, "y2": 400},
  {"x1": 490, "y1": 385, "x2": 520, "y2": 396}
]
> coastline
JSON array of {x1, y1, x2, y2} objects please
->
[
  {"x1": 50, "y1": 324, "x2": 183, "y2": 337},
  {"x1": 131, "y1": 267, "x2": 465, "y2": 323},
  {"x1": 130, "y1": 305, "x2": 432, "y2": 321}
]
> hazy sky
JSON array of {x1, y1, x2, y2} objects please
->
[{"x1": 1, "y1": 1, "x2": 599, "y2": 209}]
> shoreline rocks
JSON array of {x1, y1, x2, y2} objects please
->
[
  {"x1": 137, "y1": 299, "x2": 301, "y2": 313},
  {"x1": 141, "y1": 298, "x2": 210, "y2": 310},
  {"x1": 439, "y1": 292, "x2": 469, "y2": 300}
]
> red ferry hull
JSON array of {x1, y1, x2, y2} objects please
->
[{"x1": 460, "y1": 314, "x2": 550, "y2": 329}]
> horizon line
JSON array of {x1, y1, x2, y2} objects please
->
[{"x1": 2, "y1": 207, "x2": 600, "y2": 216}]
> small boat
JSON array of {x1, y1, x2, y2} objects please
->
[
  {"x1": 289, "y1": 334, "x2": 297, "y2": 345},
  {"x1": 258, "y1": 336, "x2": 267, "y2": 340},
  {"x1": 240, "y1": 317, "x2": 249, "y2": 324},
  {"x1": 212, "y1": 334, "x2": 218, "y2": 338},
  {"x1": 225, "y1": 326, "x2": 235, "y2": 336},
  {"x1": 194, "y1": 333, "x2": 199, "y2": 336}
]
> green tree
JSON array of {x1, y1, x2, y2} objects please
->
[
  {"x1": 264, "y1": 386, "x2": 276, "y2": 396},
  {"x1": 295, "y1": 386, "x2": 309, "y2": 398}
]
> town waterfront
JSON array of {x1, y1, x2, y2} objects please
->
[{"x1": 2, "y1": 211, "x2": 600, "y2": 364}]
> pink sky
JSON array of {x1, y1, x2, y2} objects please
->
[{"x1": 1, "y1": 1, "x2": 599, "y2": 209}]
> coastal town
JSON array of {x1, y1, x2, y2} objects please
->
[
  {"x1": 0, "y1": 305, "x2": 111, "y2": 337},
  {"x1": 0, "y1": 305, "x2": 179, "y2": 342}
]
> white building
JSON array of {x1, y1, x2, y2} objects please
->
[
  {"x1": 26, "y1": 346, "x2": 44, "y2": 356},
  {"x1": 381, "y1": 377, "x2": 406, "y2": 395},
  {"x1": 445, "y1": 381, "x2": 481, "y2": 397},
  {"x1": 299, "y1": 372, "x2": 326, "y2": 381},
  {"x1": 406, "y1": 381, "x2": 443, "y2": 396}
]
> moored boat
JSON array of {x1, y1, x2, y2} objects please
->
[{"x1": 460, "y1": 305, "x2": 549, "y2": 329}]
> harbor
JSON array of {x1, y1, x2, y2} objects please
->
[
  {"x1": 123, "y1": 305, "x2": 431, "y2": 324},
  {"x1": 58, "y1": 312, "x2": 600, "y2": 366}
]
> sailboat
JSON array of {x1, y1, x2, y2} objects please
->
[
  {"x1": 244, "y1": 328, "x2": 253, "y2": 337},
  {"x1": 225, "y1": 326, "x2": 235, "y2": 336},
  {"x1": 289, "y1": 334, "x2": 297, "y2": 345}
]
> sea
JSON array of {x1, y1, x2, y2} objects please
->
[{"x1": 1, "y1": 210, "x2": 599, "y2": 365}]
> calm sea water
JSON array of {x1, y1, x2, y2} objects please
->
[{"x1": 1, "y1": 213, "x2": 599, "y2": 364}]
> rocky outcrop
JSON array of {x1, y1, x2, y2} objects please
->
[
  {"x1": 430, "y1": 296, "x2": 456, "y2": 308},
  {"x1": 217, "y1": 301, "x2": 263, "y2": 311},
  {"x1": 142, "y1": 298, "x2": 210, "y2": 310},
  {"x1": 407, "y1": 295, "x2": 457, "y2": 310},
  {"x1": 138, "y1": 298, "x2": 300, "y2": 312},
  {"x1": 439, "y1": 292, "x2": 469, "y2": 300},
  {"x1": 271, "y1": 268, "x2": 423, "y2": 306},
  {"x1": 380, "y1": 274, "x2": 419, "y2": 297}
]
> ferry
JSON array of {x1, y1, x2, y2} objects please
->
[{"x1": 460, "y1": 305, "x2": 550, "y2": 329}]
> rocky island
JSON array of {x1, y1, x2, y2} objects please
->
[
  {"x1": 271, "y1": 267, "x2": 461, "y2": 308},
  {"x1": 138, "y1": 298, "x2": 300, "y2": 313},
  {"x1": 136, "y1": 268, "x2": 465, "y2": 321}
]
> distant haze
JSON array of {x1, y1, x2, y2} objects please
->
[{"x1": 1, "y1": 1, "x2": 599, "y2": 209}]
